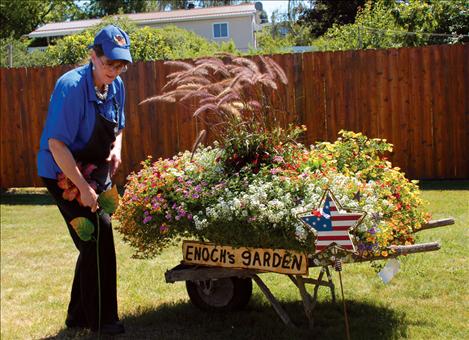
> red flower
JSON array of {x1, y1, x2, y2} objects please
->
[{"x1": 311, "y1": 209, "x2": 322, "y2": 217}]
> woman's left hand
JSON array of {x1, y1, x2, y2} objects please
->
[
  {"x1": 107, "y1": 132, "x2": 123, "y2": 177},
  {"x1": 107, "y1": 149, "x2": 121, "y2": 177}
]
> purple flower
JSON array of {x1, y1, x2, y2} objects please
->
[{"x1": 143, "y1": 215, "x2": 153, "y2": 224}]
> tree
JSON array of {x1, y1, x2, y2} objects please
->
[
  {"x1": 84, "y1": 0, "x2": 160, "y2": 17},
  {"x1": 0, "y1": 0, "x2": 85, "y2": 39},
  {"x1": 299, "y1": 0, "x2": 367, "y2": 38},
  {"x1": 312, "y1": 0, "x2": 468, "y2": 51},
  {"x1": 313, "y1": 0, "x2": 405, "y2": 50},
  {"x1": 287, "y1": 0, "x2": 309, "y2": 22},
  {"x1": 0, "y1": 36, "x2": 50, "y2": 67},
  {"x1": 391, "y1": 0, "x2": 469, "y2": 45}
]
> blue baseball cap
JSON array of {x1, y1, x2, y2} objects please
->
[{"x1": 91, "y1": 25, "x2": 132, "y2": 63}]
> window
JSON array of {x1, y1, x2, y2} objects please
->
[{"x1": 213, "y1": 23, "x2": 228, "y2": 38}]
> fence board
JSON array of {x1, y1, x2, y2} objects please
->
[
  {"x1": 430, "y1": 46, "x2": 446, "y2": 178},
  {"x1": 447, "y1": 44, "x2": 468, "y2": 178},
  {"x1": 0, "y1": 45, "x2": 467, "y2": 188},
  {"x1": 396, "y1": 48, "x2": 412, "y2": 177},
  {"x1": 420, "y1": 47, "x2": 434, "y2": 178}
]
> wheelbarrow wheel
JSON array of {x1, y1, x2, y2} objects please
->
[{"x1": 186, "y1": 277, "x2": 252, "y2": 311}]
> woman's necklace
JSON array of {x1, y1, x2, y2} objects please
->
[{"x1": 94, "y1": 84, "x2": 109, "y2": 101}]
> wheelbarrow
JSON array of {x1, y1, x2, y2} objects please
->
[{"x1": 164, "y1": 218, "x2": 454, "y2": 328}]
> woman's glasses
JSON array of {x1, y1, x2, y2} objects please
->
[{"x1": 98, "y1": 56, "x2": 128, "y2": 73}]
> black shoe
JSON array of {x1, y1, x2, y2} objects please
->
[
  {"x1": 65, "y1": 318, "x2": 89, "y2": 329},
  {"x1": 97, "y1": 322, "x2": 125, "y2": 335}
]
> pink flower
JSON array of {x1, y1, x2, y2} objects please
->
[
  {"x1": 273, "y1": 155, "x2": 284, "y2": 163},
  {"x1": 270, "y1": 168, "x2": 280, "y2": 175}
]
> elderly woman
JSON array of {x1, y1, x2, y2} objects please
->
[{"x1": 37, "y1": 25, "x2": 132, "y2": 335}]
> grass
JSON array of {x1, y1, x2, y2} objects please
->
[{"x1": 1, "y1": 182, "x2": 468, "y2": 340}]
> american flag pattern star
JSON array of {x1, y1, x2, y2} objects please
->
[{"x1": 299, "y1": 192, "x2": 364, "y2": 253}]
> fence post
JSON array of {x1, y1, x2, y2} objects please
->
[
  {"x1": 8, "y1": 44, "x2": 13, "y2": 67},
  {"x1": 357, "y1": 26, "x2": 363, "y2": 49}
]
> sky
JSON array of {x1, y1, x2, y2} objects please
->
[{"x1": 260, "y1": 1, "x2": 290, "y2": 17}]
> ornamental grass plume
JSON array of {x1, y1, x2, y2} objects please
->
[{"x1": 140, "y1": 54, "x2": 299, "y2": 174}]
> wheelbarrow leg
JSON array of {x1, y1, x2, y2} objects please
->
[
  {"x1": 252, "y1": 274, "x2": 296, "y2": 328},
  {"x1": 324, "y1": 266, "x2": 336, "y2": 303},
  {"x1": 311, "y1": 267, "x2": 325, "y2": 310},
  {"x1": 295, "y1": 275, "x2": 315, "y2": 329}
]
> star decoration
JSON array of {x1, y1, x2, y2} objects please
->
[{"x1": 298, "y1": 190, "x2": 365, "y2": 253}]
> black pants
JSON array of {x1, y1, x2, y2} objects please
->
[{"x1": 43, "y1": 178, "x2": 119, "y2": 330}]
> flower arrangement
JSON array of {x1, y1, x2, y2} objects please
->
[
  {"x1": 57, "y1": 162, "x2": 97, "y2": 205},
  {"x1": 115, "y1": 55, "x2": 430, "y2": 259}
]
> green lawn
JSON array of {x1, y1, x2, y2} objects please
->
[{"x1": 1, "y1": 183, "x2": 468, "y2": 340}]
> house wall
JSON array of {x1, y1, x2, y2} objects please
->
[{"x1": 142, "y1": 15, "x2": 255, "y2": 51}]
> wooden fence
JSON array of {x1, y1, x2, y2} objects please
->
[{"x1": 0, "y1": 44, "x2": 467, "y2": 188}]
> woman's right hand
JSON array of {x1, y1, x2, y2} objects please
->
[
  {"x1": 49, "y1": 139, "x2": 100, "y2": 212},
  {"x1": 79, "y1": 185, "x2": 99, "y2": 212}
]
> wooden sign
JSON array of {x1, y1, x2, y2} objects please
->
[{"x1": 182, "y1": 241, "x2": 308, "y2": 275}]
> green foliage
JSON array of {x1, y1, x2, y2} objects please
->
[
  {"x1": 0, "y1": 37, "x2": 50, "y2": 68},
  {"x1": 300, "y1": 0, "x2": 366, "y2": 38},
  {"x1": 391, "y1": 0, "x2": 469, "y2": 45},
  {"x1": 313, "y1": 0, "x2": 468, "y2": 51},
  {"x1": 98, "y1": 185, "x2": 120, "y2": 214},
  {"x1": 43, "y1": 31, "x2": 95, "y2": 66},
  {"x1": 314, "y1": 1, "x2": 406, "y2": 51},
  {"x1": 254, "y1": 26, "x2": 295, "y2": 55},
  {"x1": 84, "y1": 0, "x2": 160, "y2": 17},
  {"x1": 131, "y1": 25, "x2": 220, "y2": 61},
  {"x1": 316, "y1": 130, "x2": 394, "y2": 179},
  {"x1": 89, "y1": 15, "x2": 139, "y2": 36},
  {"x1": 69, "y1": 217, "x2": 95, "y2": 241},
  {"x1": 253, "y1": 10, "x2": 314, "y2": 55},
  {"x1": 1, "y1": 15, "x2": 242, "y2": 67},
  {"x1": 0, "y1": 0, "x2": 85, "y2": 39}
]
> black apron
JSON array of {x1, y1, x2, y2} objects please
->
[{"x1": 73, "y1": 98, "x2": 119, "y2": 193}]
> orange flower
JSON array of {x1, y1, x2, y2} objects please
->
[{"x1": 57, "y1": 163, "x2": 98, "y2": 206}]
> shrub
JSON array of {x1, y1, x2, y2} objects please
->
[
  {"x1": 131, "y1": 25, "x2": 221, "y2": 61},
  {"x1": 2, "y1": 15, "x2": 241, "y2": 68}
]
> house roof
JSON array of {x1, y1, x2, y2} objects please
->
[{"x1": 28, "y1": 3, "x2": 256, "y2": 38}]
